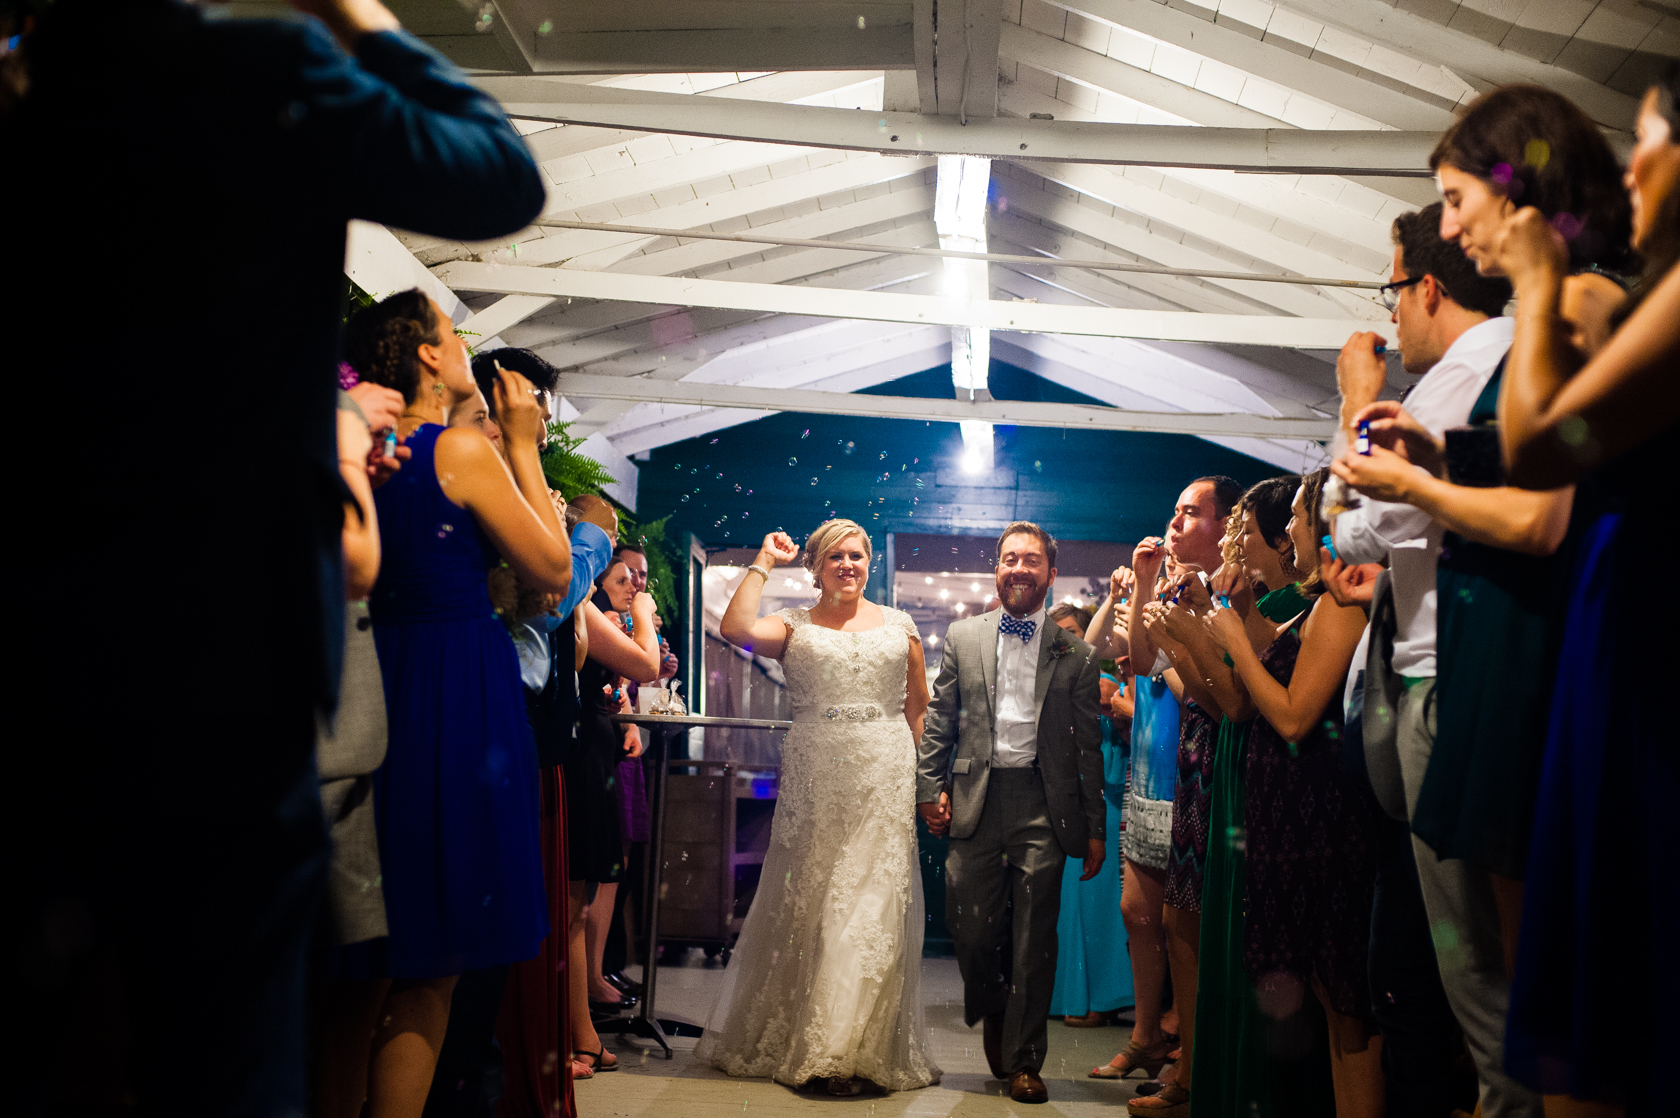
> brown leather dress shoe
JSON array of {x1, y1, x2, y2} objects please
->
[
  {"x1": 1011, "y1": 1069, "x2": 1049, "y2": 1103},
  {"x1": 981, "y1": 1014, "x2": 1006, "y2": 1080}
]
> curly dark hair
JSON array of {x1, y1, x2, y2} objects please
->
[
  {"x1": 341, "y1": 288, "x2": 441, "y2": 404},
  {"x1": 1430, "y1": 85, "x2": 1635, "y2": 273},
  {"x1": 1393, "y1": 203, "x2": 1513, "y2": 318}
]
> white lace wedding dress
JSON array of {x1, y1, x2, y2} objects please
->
[{"x1": 695, "y1": 605, "x2": 941, "y2": 1090}]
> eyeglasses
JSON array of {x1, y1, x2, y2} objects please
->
[
  {"x1": 1378, "y1": 276, "x2": 1422, "y2": 312},
  {"x1": 1378, "y1": 274, "x2": 1451, "y2": 313}
]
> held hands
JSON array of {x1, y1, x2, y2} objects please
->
[
  {"x1": 630, "y1": 590, "x2": 656, "y2": 629},
  {"x1": 347, "y1": 381, "x2": 410, "y2": 486},
  {"x1": 918, "y1": 791, "x2": 952, "y2": 837},
  {"x1": 1336, "y1": 332, "x2": 1389, "y2": 423},
  {"x1": 1201, "y1": 601, "x2": 1246, "y2": 653},
  {"x1": 758, "y1": 531, "x2": 800, "y2": 567},
  {"x1": 1332, "y1": 443, "x2": 1424, "y2": 504},
  {"x1": 1211, "y1": 562, "x2": 1256, "y2": 618},
  {"x1": 570, "y1": 493, "x2": 620, "y2": 543},
  {"x1": 1352, "y1": 401, "x2": 1445, "y2": 474},
  {"x1": 492, "y1": 367, "x2": 546, "y2": 448},
  {"x1": 1319, "y1": 550, "x2": 1383, "y2": 609},
  {"x1": 1132, "y1": 537, "x2": 1167, "y2": 584},
  {"x1": 1494, "y1": 205, "x2": 1569, "y2": 294},
  {"x1": 1140, "y1": 601, "x2": 1172, "y2": 644},
  {"x1": 1080, "y1": 837, "x2": 1106, "y2": 882},
  {"x1": 347, "y1": 381, "x2": 404, "y2": 433}
]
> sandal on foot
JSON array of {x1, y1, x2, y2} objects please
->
[
  {"x1": 1128, "y1": 1084, "x2": 1189, "y2": 1117},
  {"x1": 1090, "y1": 1037, "x2": 1175, "y2": 1079},
  {"x1": 574, "y1": 1047, "x2": 618, "y2": 1073},
  {"x1": 570, "y1": 1057, "x2": 594, "y2": 1081}
]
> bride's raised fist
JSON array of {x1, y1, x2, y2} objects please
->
[{"x1": 758, "y1": 531, "x2": 800, "y2": 566}]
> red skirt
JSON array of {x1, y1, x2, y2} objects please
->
[{"x1": 497, "y1": 767, "x2": 574, "y2": 1118}]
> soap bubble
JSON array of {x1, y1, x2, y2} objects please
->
[{"x1": 788, "y1": 457, "x2": 797, "y2": 465}]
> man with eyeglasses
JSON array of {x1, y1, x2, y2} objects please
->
[{"x1": 1327, "y1": 203, "x2": 1518, "y2": 1118}]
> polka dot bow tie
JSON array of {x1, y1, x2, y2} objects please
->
[{"x1": 999, "y1": 615, "x2": 1037, "y2": 643}]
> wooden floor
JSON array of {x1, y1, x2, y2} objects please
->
[{"x1": 582, "y1": 955, "x2": 1146, "y2": 1117}]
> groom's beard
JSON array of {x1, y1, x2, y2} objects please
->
[{"x1": 997, "y1": 575, "x2": 1047, "y2": 616}]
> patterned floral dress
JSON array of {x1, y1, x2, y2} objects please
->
[
  {"x1": 1243, "y1": 624, "x2": 1378, "y2": 1019},
  {"x1": 695, "y1": 606, "x2": 940, "y2": 1090},
  {"x1": 1165, "y1": 700, "x2": 1218, "y2": 911}
]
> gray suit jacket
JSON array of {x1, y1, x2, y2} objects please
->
[{"x1": 918, "y1": 608, "x2": 1106, "y2": 857}]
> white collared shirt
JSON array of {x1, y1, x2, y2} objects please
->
[
  {"x1": 993, "y1": 607, "x2": 1047, "y2": 768},
  {"x1": 1332, "y1": 316, "x2": 1513, "y2": 678}
]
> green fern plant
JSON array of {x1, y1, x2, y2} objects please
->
[{"x1": 541, "y1": 420, "x2": 617, "y2": 500}]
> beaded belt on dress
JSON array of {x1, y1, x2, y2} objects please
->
[{"x1": 795, "y1": 703, "x2": 885, "y2": 723}]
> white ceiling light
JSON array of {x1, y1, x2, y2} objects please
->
[{"x1": 936, "y1": 154, "x2": 994, "y2": 474}]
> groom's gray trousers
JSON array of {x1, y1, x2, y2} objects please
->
[{"x1": 946, "y1": 766, "x2": 1065, "y2": 1075}]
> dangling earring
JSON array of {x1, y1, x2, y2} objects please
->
[{"x1": 433, "y1": 381, "x2": 445, "y2": 397}]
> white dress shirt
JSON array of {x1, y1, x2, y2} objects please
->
[
  {"x1": 993, "y1": 607, "x2": 1047, "y2": 768},
  {"x1": 1332, "y1": 315, "x2": 1512, "y2": 678}
]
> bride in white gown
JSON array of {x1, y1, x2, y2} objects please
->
[{"x1": 697, "y1": 520, "x2": 941, "y2": 1095}]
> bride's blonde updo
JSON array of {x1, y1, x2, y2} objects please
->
[{"x1": 802, "y1": 518, "x2": 872, "y2": 592}]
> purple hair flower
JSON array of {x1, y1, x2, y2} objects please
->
[{"x1": 337, "y1": 361, "x2": 359, "y2": 390}]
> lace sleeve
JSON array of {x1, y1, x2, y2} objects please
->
[
  {"x1": 771, "y1": 606, "x2": 807, "y2": 630},
  {"x1": 890, "y1": 607, "x2": 922, "y2": 644}
]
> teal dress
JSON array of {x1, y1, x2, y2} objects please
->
[
  {"x1": 1050, "y1": 675, "x2": 1135, "y2": 1017},
  {"x1": 1413, "y1": 366, "x2": 1574, "y2": 879}
]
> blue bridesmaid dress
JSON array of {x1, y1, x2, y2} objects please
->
[
  {"x1": 1505, "y1": 439, "x2": 1678, "y2": 1114},
  {"x1": 366, "y1": 424, "x2": 548, "y2": 977},
  {"x1": 1050, "y1": 676, "x2": 1134, "y2": 1018}
]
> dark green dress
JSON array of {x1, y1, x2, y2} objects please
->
[
  {"x1": 1412, "y1": 369, "x2": 1575, "y2": 880},
  {"x1": 1191, "y1": 585, "x2": 1334, "y2": 1118}
]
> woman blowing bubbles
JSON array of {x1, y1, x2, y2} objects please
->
[{"x1": 1482, "y1": 67, "x2": 1680, "y2": 1118}]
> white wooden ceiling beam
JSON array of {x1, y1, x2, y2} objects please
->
[
  {"x1": 932, "y1": 0, "x2": 1002, "y2": 118},
  {"x1": 603, "y1": 343, "x2": 956, "y2": 453},
  {"x1": 1264, "y1": 0, "x2": 1639, "y2": 129},
  {"x1": 518, "y1": 252, "x2": 940, "y2": 349},
  {"x1": 456, "y1": 294, "x2": 556, "y2": 345},
  {"x1": 516, "y1": 0, "x2": 917, "y2": 74},
  {"x1": 434, "y1": 258, "x2": 1393, "y2": 347},
  {"x1": 564, "y1": 317, "x2": 931, "y2": 434},
  {"x1": 995, "y1": 22, "x2": 1439, "y2": 208},
  {"x1": 1018, "y1": 160, "x2": 1386, "y2": 304},
  {"x1": 558, "y1": 371, "x2": 1336, "y2": 439},
  {"x1": 1052, "y1": 0, "x2": 1456, "y2": 131},
  {"x1": 608, "y1": 185, "x2": 935, "y2": 276},
  {"x1": 503, "y1": 154, "x2": 934, "y2": 268},
  {"x1": 476, "y1": 76, "x2": 1440, "y2": 173},
  {"x1": 993, "y1": 170, "x2": 1377, "y2": 319},
  {"x1": 345, "y1": 220, "x2": 464, "y2": 321},
  {"x1": 515, "y1": 265, "x2": 945, "y2": 370},
  {"x1": 522, "y1": 71, "x2": 884, "y2": 159},
  {"x1": 993, "y1": 334, "x2": 1328, "y2": 470}
]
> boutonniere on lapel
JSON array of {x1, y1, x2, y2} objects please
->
[{"x1": 1048, "y1": 633, "x2": 1075, "y2": 660}]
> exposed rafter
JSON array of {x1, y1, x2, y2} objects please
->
[
  {"x1": 433, "y1": 259, "x2": 1395, "y2": 347},
  {"x1": 556, "y1": 372, "x2": 1336, "y2": 439},
  {"x1": 476, "y1": 76, "x2": 1440, "y2": 173}
]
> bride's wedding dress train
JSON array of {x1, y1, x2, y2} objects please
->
[{"x1": 695, "y1": 605, "x2": 941, "y2": 1090}]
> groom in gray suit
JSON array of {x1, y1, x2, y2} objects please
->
[{"x1": 918, "y1": 521, "x2": 1106, "y2": 1104}]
